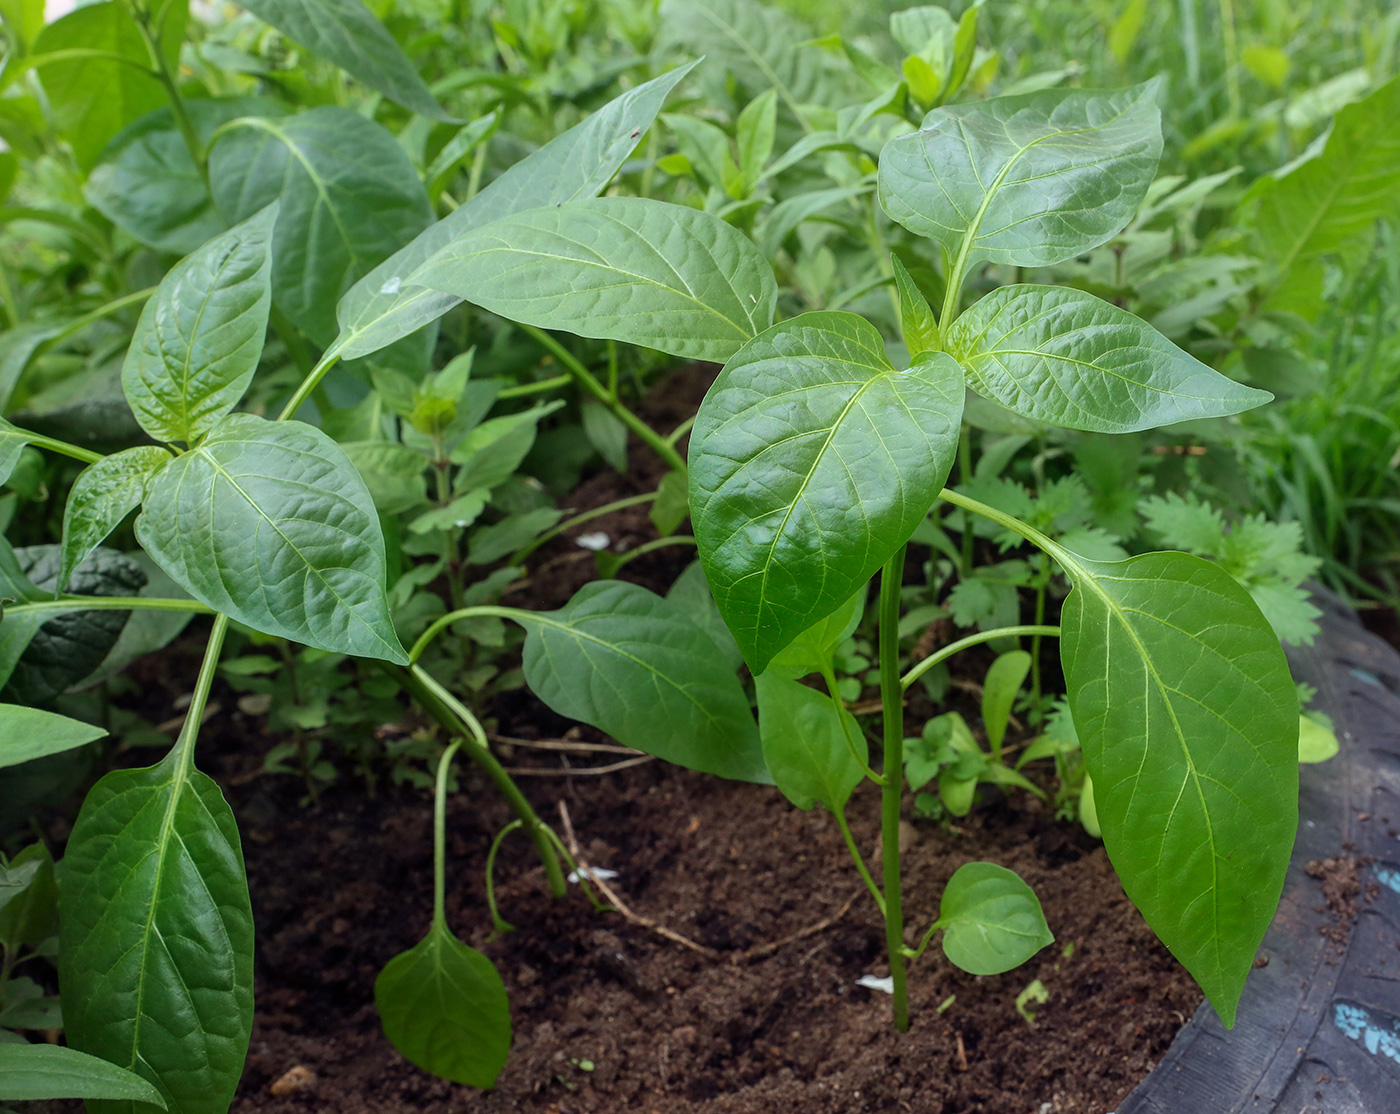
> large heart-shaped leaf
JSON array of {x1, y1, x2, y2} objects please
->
[
  {"x1": 756, "y1": 672, "x2": 865, "y2": 811},
  {"x1": 689, "y1": 312, "x2": 964, "y2": 672},
  {"x1": 121, "y1": 207, "x2": 276, "y2": 444},
  {"x1": 59, "y1": 447, "x2": 173, "y2": 593},
  {"x1": 946, "y1": 285, "x2": 1271, "y2": 432},
  {"x1": 413, "y1": 197, "x2": 776, "y2": 363},
  {"x1": 0, "y1": 704, "x2": 106, "y2": 769},
  {"x1": 332, "y1": 65, "x2": 695, "y2": 363},
  {"x1": 60, "y1": 751, "x2": 252, "y2": 1114},
  {"x1": 236, "y1": 0, "x2": 451, "y2": 121},
  {"x1": 136, "y1": 414, "x2": 407, "y2": 663},
  {"x1": 1056, "y1": 547, "x2": 1297, "y2": 1027},
  {"x1": 375, "y1": 921, "x2": 510, "y2": 1089},
  {"x1": 518, "y1": 580, "x2": 766, "y2": 782},
  {"x1": 209, "y1": 108, "x2": 433, "y2": 347},
  {"x1": 0, "y1": 1044, "x2": 168, "y2": 1106},
  {"x1": 878, "y1": 84, "x2": 1161, "y2": 269}
]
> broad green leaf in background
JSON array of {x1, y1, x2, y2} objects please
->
[
  {"x1": 665, "y1": 560, "x2": 743, "y2": 670},
  {"x1": 413, "y1": 197, "x2": 777, "y2": 363},
  {"x1": 332, "y1": 64, "x2": 696, "y2": 362},
  {"x1": 934, "y1": 862, "x2": 1053, "y2": 975},
  {"x1": 946, "y1": 285, "x2": 1271, "y2": 433},
  {"x1": 0, "y1": 704, "x2": 106, "y2": 769},
  {"x1": 210, "y1": 108, "x2": 433, "y2": 347},
  {"x1": 60, "y1": 751, "x2": 252, "y2": 1114},
  {"x1": 756, "y1": 185, "x2": 869, "y2": 260},
  {"x1": 121, "y1": 207, "x2": 276, "y2": 444},
  {"x1": 0, "y1": 842, "x2": 57, "y2": 950},
  {"x1": 756, "y1": 672, "x2": 865, "y2": 810},
  {"x1": 32, "y1": 0, "x2": 188, "y2": 170},
  {"x1": 1247, "y1": 76, "x2": 1400, "y2": 316},
  {"x1": 1057, "y1": 547, "x2": 1297, "y2": 1027},
  {"x1": 344, "y1": 442, "x2": 429, "y2": 515},
  {"x1": 690, "y1": 312, "x2": 964, "y2": 673},
  {"x1": 136, "y1": 414, "x2": 408, "y2": 664},
  {"x1": 580, "y1": 399, "x2": 628, "y2": 473},
  {"x1": 451, "y1": 402, "x2": 562, "y2": 491},
  {"x1": 375, "y1": 922, "x2": 510, "y2": 1089},
  {"x1": 982, "y1": 650, "x2": 1030, "y2": 757},
  {"x1": 0, "y1": 1044, "x2": 168, "y2": 1106},
  {"x1": 58, "y1": 447, "x2": 172, "y2": 593},
  {"x1": 878, "y1": 84, "x2": 1162, "y2": 270},
  {"x1": 236, "y1": 0, "x2": 452, "y2": 121},
  {"x1": 518, "y1": 580, "x2": 767, "y2": 782}
]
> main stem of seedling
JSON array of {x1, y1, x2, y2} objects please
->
[{"x1": 879, "y1": 544, "x2": 911, "y2": 1032}]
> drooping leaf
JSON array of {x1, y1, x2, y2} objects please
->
[
  {"x1": 0, "y1": 1044, "x2": 168, "y2": 1106},
  {"x1": 1056, "y1": 546, "x2": 1298, "y2": 1026},
  {"x1": 58, "y1": 448, "x2": 172, "y2": 593},
  {"x1": 60, "y1": 751, "x2": 252, "y2": 1114},
  {"x1": 121, "y1": 206, "x2": 276, "y2": 444},
  {"x1": 946, "y1": 285, "x2": 1271, "y2": 433},
  {"x1": 331, "y1": 65, "x2": 696, "y2": 362},
  {"x1": 936, "y1": 861, "x2": 1053, "y2": 975},
  {"x1": 756, "y1": 672, "x2": 865, "y2": 810},
  {"x1": 209, "y1": 108, "x2": 433, "y2": 346},
  {"x1": 878, "y1": 83, "x2": 1162, "y2": 269},
  {"x1": 413, "y1": 198, "x2": 777, "y2": 363},
  {"x1": 236, "y1": 0, "x2": 452, "y2": 121},
  {"x1": 690, "y1": 312, "x2": 964, "y2": 673},
  {"x1": 518, "y1": 580, "x2": 767, "y2": 782},
  {"x1": 374, "y1": 921, "x2": 510, "y2": 1089},
  {"x1": 0, "y1": 704, "x2": 106, "y2": 769},
  {"x1": 136, "y1": 414, "x2": 408, "y2": 663}
]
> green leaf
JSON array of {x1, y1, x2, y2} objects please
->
[
  {"x1": 0, "y1": 418, "x2": 33, "y2": 487},
  {"x1": 756, "y1": 672, "x2": 864, "y2": 810},
  {"x1": 331, "y1": 65, "x2": 696, "y2": 363},
  {"x1": 58, "y1": 448, "x2": 173, "y2": 594},
  {"x1": 690, "y1": 312, "x2": 964, "y2": 673},
  {"x1": 580, "y1": 399, "x2": 628, "y2": 473},
  {"x1": 736, "y1": 88, "x2": 778, "y2": 192},
  {"x1": 0, "y1": 843, "x2": 58, "y2": 950},
  {"x1": 936, "y1": 861, "x2": 1053, "y2": 975},
  {"x1": 946, "y1": 285, "x2": 1271, "y2": 433},
  {"x1": 764, "y1": 589, "x2": 865, "y2": 681},
  {"x1": 209, "y1": 108, "x2": 433, "y2": 347},
  {"x1": 0, "y1": 1044, "x2": 168, "y2": 1106},
  {"x1": 60, "y1": 750, "x2": 252, "y2": 1114},
  {"x1": 1298, "y1": 713, "x2": 1339, "y2": 764},
  {"x1": 982, "y1": 650, "x2": 1029, "y2": 756},
  {"x1": 0, "y1": 704, "x2": 106, "y2": 769},
  {"x1": 121, "y1": 206, "x2": 276, "y2": 444},
  {"x1": 518, "y1": 580, "x2": 767, "y2": 782},
  {"x1": 1248, "y1": 76, "x2": 1400, "y2": 315},
  {"x1": 136, "y1": 414, "x2": 408, "y2": 663},
  {"x1": 413, "y1": 198, "x2": 776, "y2": 363},
  {"x1": 891, "y1": 253, "x2": 938, "y2": 357},
  {"x1": 236, "y1": 0, "x2": 451, "y2": 121},
  {"x1": 343, "y1": 442, "x2": 429, "y2": 515},
  {"x1": 878, "y1": 83, "x2": 1161, "y2": 269},
  {"x1": 1056, "y1": 547, "x2": 1298, "y2": 1026},
  {"x1": 650, "y1": 470, "x2": 690, "y2": 536},
  {"x1": 665, "y1": 560, "x2": 742, "y2": 670},
  {"x1": 451, "y1": 402, "x2": 562, "y2": 491},
  {"x1": 374, "y1": 921, "x2": 510, "y2": 1089}
]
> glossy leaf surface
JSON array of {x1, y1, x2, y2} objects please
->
[
  {"x1": 690, "y1": 312, "x2": 964, "y2": 672},
  {"x1": 755, "y1": 673, "x2": 864, "y2": 810},
  {"x1": 947, "y1": 285, "x2": 1270, "y2": 433},
  {"x1": 0, "y1": 704, "x2": 106, "y2": 769},
  {"x1": 414, "y1": 198, "x2": 777, "y2": 363},
  {"x1": 332, "y1": 65, "x2": 695, "y2": 362},
  {"x1": 519, "y1": 580, "x2": 767, "y2": 782},
  {"x1": 136, "y1": 415, "x2": 407, "y2": 663},
  {"x1": 374, "y1": 922, "x2": 510, "y2": 1089},
  {"x1": 764, "y1": 590, "x2": 865, "y2": 680},
  {"x1": 937, "y1": 861, "x2": 1053, "y2": 975},
  {"x1": 60, "y1": 751, "x2": 252, "y2": 1114},
  {"x1": 121, "y1": 207, "x2": 276, "y2": 444},
  {"x1": 0, "y1": 1044, "x2": 168, "y2": 1106},
  {"x1": 878, "y1": 84, "x2": 1161, "y2": 268},
  {"x1": 0, "y1": 417, "x2": 32, "y2": 486},
  {"x1": 1057, "y1": 548, "x2": 1297, "y2": 1026},
  {"x1": 59, "y1": 448, "x2": 172, "y2": 593}
]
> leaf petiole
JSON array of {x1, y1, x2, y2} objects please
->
[{"x1": 901, "y1": 625, "x2": 1061, "y2": 691}]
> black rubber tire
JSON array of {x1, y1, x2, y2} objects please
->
[{"x1": 1119, "y1": 591, "x2": 1400, "y2": 1113}]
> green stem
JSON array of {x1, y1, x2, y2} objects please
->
[
  {"x1": 408, "y1": 604, "x2": 534, "y2": 664},
  {"x1": 1031, "y1": 555, "x2": 1049, "y2": 718},
  {"x1": 278, "y1": 351, "x2": 340, "y2": 422},
  {"x1": 878, "y1": 545, "x2": 910, "y2": 1032},
  {"x1": 173, "y1": 614, "x2": 229, "y2": 766},
  {"x1": 937, "y1": 487, "x2": 1064, "y2": 559},
  {"x1": 540, "y1": 826, "x2": 608, "y2": 912},
  {"x1": 834, "y1": 805, "x2": 885, "y2": 916},
  {"x1": 130, "y1": 8, "x2": 210, "y2": 194},
  {"x1": 509, "y1": 491, "x2": 659, "y2": 565},
  {"x1": 907, "y1": 915, "x2": 945, "y2": 963},
  {"x1": 957, "y1": 431, "x2": 974, "y2": 577},
  {"x1": 13, "y1": 432, "x2": 103, "y2": 466},
  {"x1": 665, "y1": 415, "x2": 696, "y2": 448},
  {"x1": 496, "y1": 373, "x2": 572, "y2": 400},
  {"x1": 819, "y1": 663, "x2": 884, "y2": 785},
  {"x1": 431, "y1": 739, "x2": 465, "y2": 927},
  {"x1": 602, "y1": 535, "x2": 696, "y2": 576},
  {"x1": 518, "y1": 323, "x2": 688, "y2": 475},
  {"x1": 484, "y1": 818, "x2": 522, "y2": 934},
  {"x1": 7, "y1": 597, "x2": 213, "y2": 618},
  {"x1": 902, "y1": 625, "x2": 1061, "y2": 691}
]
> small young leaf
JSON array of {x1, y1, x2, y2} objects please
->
[
  {"x1": 890, "y1": 253, "x2": 938, "y2": 357},
  {"x1": 58, "y1": 446, "x2": 172, "y2": 593},
  {"x1": 1298, "y1": 713, "x2": 1339, "y2": 764},
  {"x1": 518, "y1": 580, "x2": 767, "y2": 782},
  {"x1": 690, "y1": 312, "x2": 964, "y2": 673},
  {"x1": 0, "y1": 1044, "x2": 168, "y2": 1106},
  {"x1": 0, "y1": 704, "x2": 106, "y2": 770},
  {"x1": 121, "y1": 206, "x2": 277, "y2": 444},
  {"x1": 937, "y1": 861, "x2": 1053, "y2": 975},
  {"x1": 946, "y1": 285, "x2": 1271, "y2": 433},
  {"x1": 580, "y1": 399, "x2": 628, "y2": 473},
  {"x1": 650, "y1": 470, "x2": 690, "y2": 537},
  {"x1": 756, "y1": 673, "x2": 865, "y2": 810},
  {"x1": 451, "y1": 403, "x2": 561, "y2": 491},
  {"x1": 982, "y1": 650, "x2": 1030, "y2": 756},
  {"x1": 736, "y1": 88, "x2": 778, "y2": 192},
  {"x1": 375, "y1": 922, "x2": 510, "y2": 1089},
  {"x1": 136, "y1": 414, "x2": 408, "y2": 664}
]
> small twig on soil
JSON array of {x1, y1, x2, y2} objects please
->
[
  {"x1": 155, "y1": 701, "x2": 222, "y2": 735},
  {"x1": 506, "y1": 755, "x2": 655, "y2": 777},
  {"x1": 557, "y1": 802, "x2": 860, "y2": 964},
  {"x1": 955, "y1": 1032, "x2": 969, "y2": 1071},
  {"x1": 490, "y1": 734, "x2": 643, "y2": 756}
]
